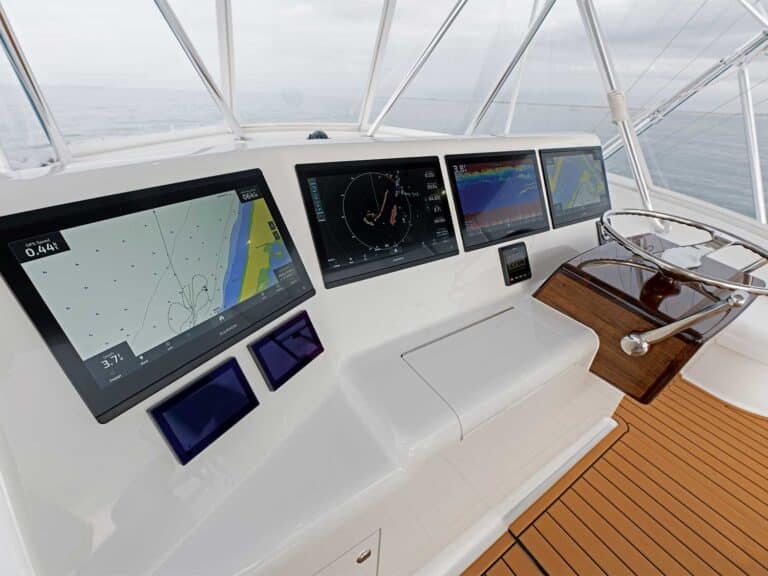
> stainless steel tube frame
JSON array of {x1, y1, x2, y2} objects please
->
[
  {"x1": 216, "y1": 0, "x2": 236, "y2": 109},
  {"x1": 577, "y1": 0, "x2": 654, "y2": 211},
  {"x1": 601, "y1": 208, "x2": 768, "y2": 295},
  {"x1": 738, "y1": 0, "x2": 768, "y2": 30},
  {"x1": 366, "y1": 0, "x2": 468, "y2": 137},
  {"x1": 603, "y1": 31, "x2": 768, "y2": 159},
  {"x1": 465, "y1": 0, "x2": 557, "y2": 135},
  {"x1": 738, "y1": 64, "x2": 767, "y2": 224},
  {"x1": 155, "y1": 0, "x2": 245, "y2": 140},
  {"x1": 360, "y1": 0, "x2": 397, "y2": 130},
  {"x1": 0, "y1": 1, "x2": 70, "y2": 164}
]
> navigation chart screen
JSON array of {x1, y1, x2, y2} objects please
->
[
  {"x1": 446, "y1": 151, "x2": 549, "y2": 250},
  {"x1": 0, "y1": 170, "x2": 314, "y2": 422},
  {"x1": 540, "y1": 146, "x2": 611, "y2": 227},
  {"x1": 297, "y1": 157, "x2": 458, "y2": 287}
]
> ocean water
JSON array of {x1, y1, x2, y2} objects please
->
[{"x1": 0, "y1": 85, "x2": 764, "y2": 219}]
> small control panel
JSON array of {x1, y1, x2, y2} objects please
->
[
  {"x1": 249, "y1": 311, "x2": 323, "y2": 391},
  {"x1": 499, "y1": 242, "x2": 532, "y2": 286},
  {"x1": 150, "y1": 359, "x2": 258, "y2": 465}
]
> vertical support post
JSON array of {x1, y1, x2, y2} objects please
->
[
  {"x1": 576, "y1": 0, "x2": 654, "y2": 211},
  {"x1": 366, "y1": 0, "x2": 469, "y2": 137},
  {"x1": 0, "y1": 143, "x2": 10, "y2": 173},
  {"x1": 155, "y1": 0, "x2": 245, "y2": 140},
  {"x1": 505, "y1": 0, "x2": 540, "y2": 134},
  {"x1": 465, "y1": 0, "x2": 557, "y2": 135},
  {"x1": 602, "y1": 30, "x2": 768, "y2": 159},
  {"x1": 216, "y1": 0, "x2": 235, "y2": 109},
  {"x1": 359, "y1": 0, "x2": 397, "y2": 131},
  {"x1": 738, "y1": 64, "x2": 766, "y2": 224},
  {"x1": 0, "y1": 2, "x2": 70, "y2": 164}
]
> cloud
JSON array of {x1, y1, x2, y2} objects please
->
[{"x1": 1, "y1": 0, "x2": 763, "y2": 125}]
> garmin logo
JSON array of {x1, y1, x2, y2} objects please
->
[{"x1": 219, "y1": 323, "x2": 239, "y2": 337}]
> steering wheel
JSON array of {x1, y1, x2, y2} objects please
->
[{"x1": 600, "y1": 209, "x2": 768, "y2": 296}]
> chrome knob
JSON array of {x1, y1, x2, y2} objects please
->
[{"x1": 621, "y1": 333, "x2": 649, "y2": 357}]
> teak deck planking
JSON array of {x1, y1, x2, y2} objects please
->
[{"x1": 464, "y1": 377, "x2": 768, "y2": 575}]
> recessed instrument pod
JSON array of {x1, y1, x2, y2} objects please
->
[
  {"x1": 297, "y1": 157, "x2": 459, "y2": 287},
  {"x1": 0, "y1": 169, "x2": 314, "y2": 423},
  {"x1": 249, "y1": 310, "x2": 323, "y2": 391},
  {"x1": 150, "y1": 358, "x2": 258, "y2": 465}
]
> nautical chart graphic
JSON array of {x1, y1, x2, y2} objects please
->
[
  {"x1": 546, "y1": 152, "x2": 607, "y2": 210},
  {"x1": 19, "y1": 190, "x2": 291, "y2": 360}
]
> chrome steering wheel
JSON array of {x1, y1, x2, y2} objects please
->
[{"x1": 600, "y1": 208, "x2": 768, "y2": 296}]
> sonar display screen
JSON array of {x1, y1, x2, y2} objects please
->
[
  {"x1": 297, "y1": 157, "x2": 458, "y2": 287},
  {"x1": 0, "y1": 169, "x2": 314, "y2": 422},
  {"x1": 540, "y1": 146, "x2": 611, "y2": 227},
  {"x1": 446, "y1": 151, "x2": 549, "y2": 250}
]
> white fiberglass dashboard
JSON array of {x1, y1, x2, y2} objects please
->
[{"x1": 0, "y1": 133, "x2": 622, "y2": 576}]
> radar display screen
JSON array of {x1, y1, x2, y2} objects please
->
[
  {"x1": 540, "y1": 146, "x2": 611, "y2": 227},
  {"x1": 0, "y1": 169, "x2": 314, "y2": 423},
  {"x1": 446, "y1": 151, "x2": 549, "y2": 250},
  {"x1": 297, "y1": 157, "x2": 458, "y2": 287}
]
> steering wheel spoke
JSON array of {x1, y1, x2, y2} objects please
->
[{"x1": 601, "y1": 209, "x2": 768, "y2": 296}]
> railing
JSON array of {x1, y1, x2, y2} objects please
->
[
  {"x1": 0, "y1": 0, "x2": 766, "y2": 226},
  {"x1": 601, "y1": 28, "x2": 768, "y2": 224}
]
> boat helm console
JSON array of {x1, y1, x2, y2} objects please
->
[{"x1": 1, "y1": 133, "x2": 765, "y2": 576}]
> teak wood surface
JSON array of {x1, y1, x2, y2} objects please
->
[{"x1": 464, "y1": 377, "x2": 768, "y2": 576}]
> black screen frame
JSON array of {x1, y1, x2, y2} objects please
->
[
  {"x1": 445, "y1": 150, "x2": 550, "y2": 251},
  {"x1": 296, "y1": 156, "x2": 459, "y2": 288},
  {"x1": 539, "y1": 146, "x2": 612, "y2": 228},
  {"x1": 0, "y1": 169, "x2": 315, "y2": 423},
  {"x1": 149, "y1": 358, "x2": 258, "y2": 465}
]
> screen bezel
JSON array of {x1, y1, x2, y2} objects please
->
[
  {"x1": 149, "y1": 358, "x2": 258, "y2": 465},
  {"x1": 296, "y1": 156, "x2": 459, "y2": 288},
  {"x1": 539, "y1": 145, "x2": 612, "y2": 228},
  {"x1": 445, "y1": 150, "x2": 550, "y2": 251},
  {"x1": 0, "y1": 169, "x2": 314, "y2": 423}
]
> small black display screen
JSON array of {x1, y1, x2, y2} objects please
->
[
  {"x1": 540, "y1": 146, "x2": 611, "y2": 227},
  {"x1": 499, "y1": 242, "x2": 532, "y2": 286},
  {"x1": 445, "y1": 151, "x2": 549, "y2": 251},
  {"x1": 0, "y1": 169, "x2": 314, "y2": 423},
  {"x1": 150, "y1": 359, "x2": 258, "y2": 465},
  {"x1": 297, "y1": 157, "x2": 459, "y2": 287},
  {"x1": 249, "y1": 310, "x2": 323, "y2": 391}
]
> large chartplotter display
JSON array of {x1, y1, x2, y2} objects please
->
[
  {"x1": 0, "y1": 170, "x2": 314, "y2": 422},
  {"x1": 297, "y1": 157, "x2": 458, "y2": 287}
]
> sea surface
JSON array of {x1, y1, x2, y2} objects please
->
[{"x1": 1, "y1": 85, "x2": 765, "y2": 219}]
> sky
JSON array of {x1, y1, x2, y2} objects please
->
[{"x1": 1, "y1": 0, "x2": 768, "y2": 139}]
